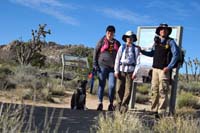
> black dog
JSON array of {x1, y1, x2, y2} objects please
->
[{"x1": 70, "y1": 80, "x2": 88, "y2": 110}]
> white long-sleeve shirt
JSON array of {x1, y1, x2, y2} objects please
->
[{"x1": 114, "y1": 44, "x2": 140, "y2": 76}]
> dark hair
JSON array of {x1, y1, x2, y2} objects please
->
[{"x1": 106, "y1": 25, "x2": 115, "y2": 32}]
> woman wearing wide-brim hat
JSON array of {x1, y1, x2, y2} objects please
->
[{"x1": 114, "y1": 30, "x2": 140, "y2": 113}]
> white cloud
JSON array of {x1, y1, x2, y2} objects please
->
[
  {"x1": 98, "y1": 8, "x2": 154, "y2": 24},
  {"x1": 9, "y1": 0, "x2": 79, "y2": 25},
  {"x1": 10, "y1": 0, "x2": 76, "y2": 9}
]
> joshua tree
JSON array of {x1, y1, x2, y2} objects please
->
[
  {"x1": 193, "y1": 58, "x2": 199, "y2": 81},
  {"x1": 184, "y1": 60, "x2": 189, "y2": 82},
  {"x1": 15, "y1": 24, "x2": 51, "y2": 65}
]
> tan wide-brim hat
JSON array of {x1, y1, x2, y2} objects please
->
[
  {"x1": 122, "y1": 30, "x2": 137, "y2": 42},
  {"x1": 155, "y1": 23, "x2": 172, "y2": 36}
]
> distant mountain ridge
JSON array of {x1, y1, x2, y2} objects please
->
[{"x1": 0, "y1": 41, "x2": 94, "y2": 64}]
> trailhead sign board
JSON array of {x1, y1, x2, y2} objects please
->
[{"x1": 61, "y1": 54, "x2": 89, "y2": 85}]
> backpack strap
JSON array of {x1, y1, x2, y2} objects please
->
[
  {"x1": 119, "y1": 44, "x2": 136, "y2": 66},
  {"x1": 118, "y1": 43, "x2": 126, "y2": 61},
  {"x1": 166, "y1": 37, "x2": 173, "y2": 46},
  {"x1": 132, "y1": 44, "x2": 136, "y2": 64}
]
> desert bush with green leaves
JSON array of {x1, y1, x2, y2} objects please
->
[
  {"x1": 136, "y1": 93, "x2": 150, "y2": 104},
  {"x1": 136, "y1": 84, "x2": 150, "y2": 95},
  {"x1": 178, "y1": 81, "x2": 200, "y2": 96},
  {"x1": 177, "y1": 91, "x2": 200, "y2": 109},
  {"x1": 2, "y1": 65, "x2": 71, "y2": 102},
  {"x1": 0, "y1": 67, "x2": 15, "y2": 90}
]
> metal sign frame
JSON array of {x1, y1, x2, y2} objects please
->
[{"x1": 61, "y1": 54, "x2": 89, "y2": 85}]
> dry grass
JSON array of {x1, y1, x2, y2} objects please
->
[
  {"x1": 0, "y1": 102, "x2": 65, "y2": 132},
  {"x1": 136, "y1": 84, "x2": 150, "y2": 95},
  {"x1": 94, "y1": 111, "x2": 150, "y2": 133},
  {"x1": 95, "y1": 110, "x2": 200, "y2": 133},
  {"x1": 175, "y1": 107, "x2": 198, "y2": 118},
  {"x1": 136, "y1": 93, "x2": 150, "y2": 104},
  {"x1": 0, "y1": 103, "x2": 25, "y2": 132},
  {"x1": 177, "y1": 91, "x2": 200, "y2": 109},
  {"x1": 154, "y1": 116, "x2": 200, "y2": 133}
]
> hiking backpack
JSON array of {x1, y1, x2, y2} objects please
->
[{"x1": 165, "y1": 38, "x2": 185, "y2": 68}]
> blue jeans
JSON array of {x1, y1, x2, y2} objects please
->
[{"x1": 97, "y1": 66, "x2": 116, "y2": 103}]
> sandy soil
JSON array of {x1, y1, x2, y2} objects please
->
[
  {"x1": 0, "y1": 90, "x2": 110, "y2": 110},
  {"x1": 0, "y1": 90, "x2": 150, "y2": 111}
]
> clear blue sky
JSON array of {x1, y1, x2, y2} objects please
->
[{"x1": 0, "y1": 0, "x2": 199, "y2": 62}]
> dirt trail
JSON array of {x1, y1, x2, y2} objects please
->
[
  {"x1": 0, "y1": 90, "x2": 110, "y2": 110},
  {"x1": 0, "y1": 90, "x2": 150, "y2": 111}
]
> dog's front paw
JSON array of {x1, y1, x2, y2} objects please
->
[
  {"x1": 72, "y1": 106, "x2": 77, "y2": 110},
  {"x1": 84, "y1": 106, "x2": 88, "y2": 110}
]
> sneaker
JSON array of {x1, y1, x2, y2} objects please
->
[
  {"x1": 108, "y1": 104, "x2": 114, "y2": 111},
  {"x1": 97, "y1": 103, "x2": 103, "y2": 111},
  {"x1": 120, "y1": 105, "x2": 128, "y2": 113},
  {"x1": 114, "y1": 103, "x2": 121, "y2": 111}
]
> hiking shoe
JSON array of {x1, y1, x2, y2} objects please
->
[
  {"x1": 97, "y1": 103, "x2": 103, "y2": 111},
  {"x1": 108, "y1": 104, "x2": 114, "y2": 111},
  {"x1": 114, "y1": 103, "x2": 121, "y2": 111},
  {"x1": 120, "y1": 105, "x2": 128, "y2": 113}
]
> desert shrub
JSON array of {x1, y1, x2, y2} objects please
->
[
  {"x1": 44, "y1": 62, "x2": 61, "y2": 72},
  {"x1": 136, "y1": 84, "x2": 150, "y2": 95},
  {"x1": 15, "y1": 65, "x2": 38, "y2": 75},
  {"x1": 30, "y1": 52, "x2": 46, "y2": 68},
  {"x1": 31, "y1": 78, "x2": 49, "y2": 90},
  {"x1": 154, "y1": 116, "x2": 200, "y2": 133},
  {"x1": 136, "y1": 93, "x2": 150, "y2": 104},
  {"x1": 0, "y1": 67, "x2": 13, "y2": 77},
  {"x1": 0, "y1": 67, "x2": 15, "y2": 90},
  {"x1": 64, "y1": 79, "x2": 78, "y2": 91},
  {"x1": 0, "y1": 58, "x2": 18, "y2": 70},
  {"x1": 50, "y1": 85, "x2": 65, "y2": 96},
  {"x1": 40, "y1": 88, "x2": 50, "y2": 100},
  {"x1": 21, "y1": 88, "x2": 34, "y2": 100},
  {"x1": 178, "y1": 81, "x2": 200, "y2": 96},
  {"x1": 176, "y1": 107, "x2": 197, "y2": 117},
  {"x1": 94, "y1": 111, "x2": 150, "y2": 133},
  {"x1": 34, "y1": 78, "x2": 65, "y2": 100},
  {"x1": 11, "y1": 65, "x2": 37, "y2": 85},
  {"x1": 10, "y1": 66, "x2": 61, "y2": 100},
  {"x1": 44, "y1": 78, "x2": 66, "y2": 96},
  {"x1": 177, "y1": 92, "x2": 200, "y2": 109},
  {"x1": 0, "y1": 78, "x2": 8, "y2": 90}
]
